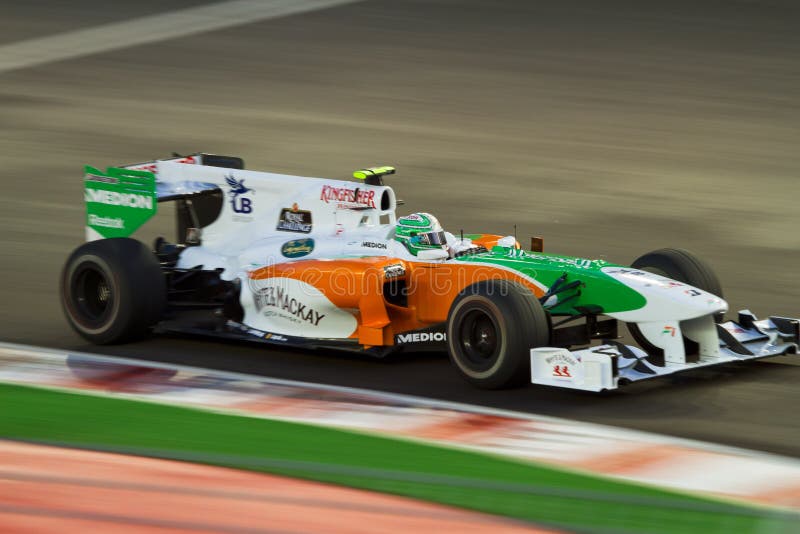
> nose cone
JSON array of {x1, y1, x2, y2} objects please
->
[{"x1": 601, "y1": 266, "x2": 727, "y2": 322}]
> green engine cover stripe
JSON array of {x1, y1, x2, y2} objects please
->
[{"x1": 458, "y1": 248, "x2": 647, "y2": 314}]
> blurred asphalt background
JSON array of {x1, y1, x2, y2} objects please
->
[{"x1": 1, "y1": 0, "x2": 799, "y2": 455}]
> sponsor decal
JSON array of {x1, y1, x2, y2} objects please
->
[
  {"x1": 362, "y1": 241, "x2": 388, "y2": 250},
  {"x1": 662, "y1": 325, "x2": 677, "y2": 337},
  {"x1": 84, "y1": 174, "x2": 119, "y2": 184},
  {"x1": 277, "y1": 204, "x2": 313, "y2": 233},
  {"x1": 552, "y1": 365, "x2": 572, "y2": 378},
  {"x1": 530, "y1": 255, "x2": 593, "y2": 268},
  {"x1": 383, "y1": 264, "x2": 405, "y2": 279},
  {"x1": 253, "y1": 286, "x2": 326, "y2": 326},
  {"x1": 225, "y1": 174, "x2": 254, "y2": 215},
  {"x1": 320, "y1": 185, "x2": 376, "y2": 209},
  {"x1": 281, "y1": 238, "x2": 314, "y2": 258},
  {"x1": 84, "y1": 165, "x2": 157, "y2": 239},
  {"x1": 545, "y1": 353, "x2": 578, "y2": 366},
  {"x1": 665, "y1": 281, "x2": 684, "y2": 288},
  {"x1": 245, "y1": 277, "x2": 357, "y2": 337},
  {"x1": 604, "y1": 268, "x2": 647, "y2": 276},
  {"x1": 84, "y1": 188, "x2": 153, "y2": 209},
  {"x1": 684, "y1": 289, "x2": 701, "y2": 296},
  {"x1": 395, "y1": 332, "x2": 446, "y2": 344},
  {"x1": 544, "y1": 353, "x2": 577, "y2": 380},
  {"x1": 88, "y1": 214, "x2": 124, "y2": 229},
  {"x1": 227, "y1": 322, "x2": 290, "y2": 342}
]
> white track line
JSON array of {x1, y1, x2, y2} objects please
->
[
  {"x1": 0, "y1": 0, "x2": 363, "y2": 75},
  {"x1": 0, "y1": 341, "x2": 795, "y2": 465}
]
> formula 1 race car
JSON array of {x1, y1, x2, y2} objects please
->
[{"x1": 61, "y1": 153, "x2": 799, "y2": 391}]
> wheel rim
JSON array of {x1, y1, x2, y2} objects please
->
[
  {"x1": 458, "y1": 308, "x2": 500, "y2": 370},
  {"x1": 70, "y1": 264, "x2": 114, "y2": 326}
]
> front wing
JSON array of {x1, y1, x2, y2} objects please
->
[{"x1": 531, "y1": 310, "x2": 799, "y2": 391}]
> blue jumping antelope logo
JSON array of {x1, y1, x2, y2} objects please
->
[{"x1": 225, "y1": 174, "x2": 254, "y2": 214}]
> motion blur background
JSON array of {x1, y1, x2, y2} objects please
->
[{"x1": 1, "y1": 0, "x2": 799, "y2": 455}]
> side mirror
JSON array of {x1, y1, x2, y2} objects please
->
[{"x1": 417, "y1": 248, "x2": 449, "y2": 261}]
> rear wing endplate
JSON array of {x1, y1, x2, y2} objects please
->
[{"x1": 84, "y1": 166, "x2": 157, "y2": 241}]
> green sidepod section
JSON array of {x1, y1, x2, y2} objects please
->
[{"x1": 457, "y1": 246, "x2": 646, "y2": 315}]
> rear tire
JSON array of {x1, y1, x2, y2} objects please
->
[
  {"x1": 447, "y1": 279, "x2": 550, "y2": 389},
  {"x1": 60, "y1": 238, "x2": 166, "y2": 344},
  {"x1": 627, "y1": 248, "x2": 723, "y2": 362}
]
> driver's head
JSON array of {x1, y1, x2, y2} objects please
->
[{"x1": 395, "y1": 213, "x2": 447, "y2": 256}]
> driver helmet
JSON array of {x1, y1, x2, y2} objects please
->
[{"x1": 395, "y1": 212, "x2": 448, "y2": 256}]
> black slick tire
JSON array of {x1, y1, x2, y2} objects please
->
[
  {"x1": 60, "y1": 238, "x2": 166, "y2": 344},
  {"x1": 446, "y1": 279, "x2": 550, "y2": 389}
]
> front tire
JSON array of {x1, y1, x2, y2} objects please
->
[
  {"x1": 60, "y1": 238, "x2": 166, "y2": 344},
  {"x1": 627, "y1": 248, "x2": 723, "y2": 362},
  {"x1": 447, "y1": 279, "x2": 550, "y2": 389}
]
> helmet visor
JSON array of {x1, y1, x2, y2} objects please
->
[{"x1": 416, "y1": 230, "x2": 447, "y2": 246}]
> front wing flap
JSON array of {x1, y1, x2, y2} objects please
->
[{"x1": 531, "y1": 310, "x2": 798, "y2": 391}]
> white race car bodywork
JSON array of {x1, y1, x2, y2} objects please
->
[{"x1": 152, "y1": 161, "x2": 415, "y2": 340}]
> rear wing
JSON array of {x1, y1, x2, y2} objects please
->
[
  {"x1": 84, "y1": 153, "x2": 243, "y2": 241},
  {"x1": 121, "y1": 153, "x2": 244, "y2": 174}
]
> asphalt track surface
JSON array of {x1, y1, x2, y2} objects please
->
[{"x1": 1, "y1": 1, "x2": 799, "y2": 457}]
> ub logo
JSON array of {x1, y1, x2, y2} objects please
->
[{"x1": 225, "y1": 174, "x2": 254, "y2": 214}]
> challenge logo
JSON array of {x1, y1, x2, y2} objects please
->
[
  {"x1": 395, "y1": 332, "x2": 446, "y2": 344},
  {"x1": 277, "y1": 204, "x2": 313, "y2": 233},
  {"x1": 84, "y1": 189, "x2": 153, "y2": 209},
  {"x1": 253, "y1": 286, "x2": 326, "y2": 326},
  {"x1": 281, "y1": 238, "x2": 314, "y2": 258},
  {"x1": 225, "y1": 174, "x2": 254, "y2": 215},
  {"x1": 320, "y1": 185, "x2": 376, "y2": 209}
]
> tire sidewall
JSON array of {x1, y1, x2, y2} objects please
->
[
  {"x1": 447, "y1": 294, "x2": 510, "y2": 380},
  {"x1": 61, "y1": 252, "x2": 125, "y2": 337},
  {"x1": 60, "y1": 238, "x2": 165, "y2": 344},
  {"x1": 446, "y1": 279, "x2": 549, "y2": 389}
]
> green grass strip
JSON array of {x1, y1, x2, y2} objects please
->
[{"x1": 0, "y1": 383, "x2": 793, "y2": 533}]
